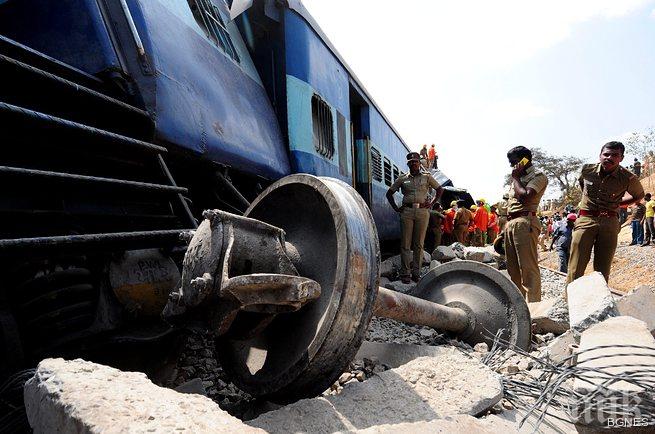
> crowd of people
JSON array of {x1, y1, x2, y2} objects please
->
[{"x1": 386, "y1": 142, "x2": 646, "y2": 304}]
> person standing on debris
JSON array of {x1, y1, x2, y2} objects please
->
[
  {"x1": 427, "y1": 202, "x2": 445, "y2": 250},
  {"x1": 550, "y1": 214, "x2": 576, "y2": 273},
  {"x1": 487, "y1": 206, "x2": 499, "y2": 244},
  {"x1": 567, "y1": 142, "x2": 645, "y2": 283},
  {"x1": 453, "y1": 201, "x2": 472, "y2": 245},
  {"x1": 419, "y1": 144, "x2": 428, "y2": 161},
  {"x1": 442, "y1": 201, "x2": 457, "y2": 245},
  {"x1": 386, "y1": 152, "x2": 443, "y2": 283},
  {"x1": 429, "y1": 144, "x2": 438, "y2": 169},
  {"x1": 630, "y1": 199, "x2": 646, "y2": 246},
  {"x1": 504, "y1": 146, "x2": 548, "y2": 302},
  {"x1": 473, "y1": 200, "x2": 489, "y2": 246},
  {"x1": 642, "y1": 193, "x2": 655, "y2": 246}
]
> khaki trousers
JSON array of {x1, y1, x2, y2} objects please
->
[
  {"x1": 566, "y1": 215, "x2": 620, "y2": 284},
  {"x1": 453, "y1": 224, "x2": 468, "y2": 245},
  {"x1": 400, "y1": 207, "x2": 430, "y2": 278},
  {"x1": 504, "y1": 216, "x2": 541, "y2": 302},
  {"x1": 432, "y1": 227, "x2": 443, "y2": 248}
]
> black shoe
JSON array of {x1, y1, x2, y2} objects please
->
[
  {"x1": 641, "y1": 243, "x2": 651, "y2": 247},
  {"x1": 411, "y1": 275, "x2": 420, "y2": 283},
  {"x1": 401, "y1": 276, "x2": 411, "y2": 284}
]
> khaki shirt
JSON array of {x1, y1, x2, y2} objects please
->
[
  {"x1": 389, "y1": 172, "x2": 440, "y2": 205},
  {"x1": 507, "y1": 165, "x2": 548, "y2": 213},
  {"x1": 578, "y1": 163, "x2": 644, "y2": 213},
  {"x1": 454, "y1": 207, "x2": 472, "y2": 226}
]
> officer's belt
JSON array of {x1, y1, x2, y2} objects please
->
[
  {"x1": 507, "y1": 211, "x2": 536, "y2": 221},
  {"x1": 579, "y1": 209, "x2": 618, "y2": 218},
  {"x1": 403, "y1": 202, "x2": 431, "y2": 209}
]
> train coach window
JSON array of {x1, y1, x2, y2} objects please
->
[
  {"x1": 383, "y1": 157, "x2": 392, "y2": 186},
  {"x1": 392, "y1": 165, "x2": 399, "y2": 181},
  {"x1": 312, "y1": 94, "x2": 335, "y2": 159},
  {"x1": 188, "y1": 0, "x2": 240, "y2": 62},
  {"x1": 370, "y1": 147, "x2": 383, "y2": 183}
]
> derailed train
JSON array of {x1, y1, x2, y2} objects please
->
[{"x1": 0, "y1": 0, "x2": 476, "y2": 391}]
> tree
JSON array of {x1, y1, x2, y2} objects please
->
[
  {"x1": 625, "y1": 127, "x2": 655, "y2": 159},
  {"x1": 504, "y1": 148, "x2": 583, "y2": 207}
]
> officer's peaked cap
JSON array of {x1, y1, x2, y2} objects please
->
[{"x1": 406, "y1": 152, "x2": 420, "y2": 162}]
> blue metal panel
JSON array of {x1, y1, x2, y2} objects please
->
[
  {"x1": 291, "y1": 150, "x2": 351, "y2": 184},
  {"x1": 369, "y1": 109, "x2": 407, "y2": 171},
  {"x1": 286, "y1": 74, "x2": 351, "y2": 182},
  {"x1": 129, "y1": 0, "x2": 290, "y2": 180},
  {"x1": 284, "y1": 10, "x2": 350, "y2": 116},
  {"x1": 370, "y1": 183, "x2": 401, "y2": 241},
  {"x1": 0, "y1": 0, "x2": 120, "y2": 74}
]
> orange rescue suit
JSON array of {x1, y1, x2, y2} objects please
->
[{"x1": 473, "y1": 207, "x2": 489, "y2": 231}]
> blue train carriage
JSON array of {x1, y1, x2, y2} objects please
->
[
  {"x1": 0, "y1": 0, "x2": 293, "y2": 377},
  {"x1": 233, "y1": 0, "x2": 409, "y2": 242},
  {"x1": 234, "y1": 0, "x2": 474, "y2": 243}
]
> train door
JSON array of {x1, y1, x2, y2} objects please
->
[{"x1": 349, "y1": 84, "x2": 371, "y2": 204}]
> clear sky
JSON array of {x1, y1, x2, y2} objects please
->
[{"x1": 302, "y1": 0, "x2": 655, "y2": 201}]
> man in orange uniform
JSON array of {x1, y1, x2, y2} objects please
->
[
  {"x1": 487, "y1": 206, "x2": 499, "y2": 244},
  {"x1": 428, "y1": 144, "x2": 437, "y2": 169},
  {"x1": 442, "y1": 201, "x2": 457, "y2": 245},
  {"x1": 473, "y1": 200, "x2": 489, "y2": 246}
]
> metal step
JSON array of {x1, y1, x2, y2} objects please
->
[
  {"x1": 0, "y1": 35, "x2": 108, "y2": 94},
  {"x1": 0, "y1": 165, "x2": 187, "y2": 194},
  {"x1": 0, "y1": 53, "x2": 151, "y2": 136},
  {"x1": 0, "y1": 230, "x2": 190, "y2": 255},
  {"x1": 0, "y1": 102, "x2": 166, "y2": 155}
]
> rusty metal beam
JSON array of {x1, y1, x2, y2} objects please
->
[{"x1": 373, "y1": 286, "x2": 470, "y2": 334}]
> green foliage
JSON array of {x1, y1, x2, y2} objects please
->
[{"x1": 625, "y1": 128, "x2": 655, "y2": 158}]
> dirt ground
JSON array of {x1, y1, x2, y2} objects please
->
[{"x1": 539, "y1": 174, "x2": 655, "y2": 293}]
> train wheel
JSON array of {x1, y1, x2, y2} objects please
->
[
  {"x1": 216, "y1": 175, "x2": 380, "y2": 403},
  {"x1": 410, "y1": 261, "x2": 531, "y2": 351}
]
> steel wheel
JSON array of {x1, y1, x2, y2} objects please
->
[{"x1": 216, "y1": 175, "x2": 380, "y2": 402}]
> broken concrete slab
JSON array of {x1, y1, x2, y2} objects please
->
[
  {"x1": 462, "y1": 246, "x2": 493, "y2": 263},
  {"x1": 616, "y1": 285, "x2": 655, "y2": 334},
  {"x1": 355, "y1": 414, "x2": 518, "y2": 433},
  {"x1": 23, "y1": 358, "x2": 263, "y2": 434},
  {"x1": 355, "y1": 341, "x2": 452, "y2": 369},
  {"x1": 572, "y1": 316, "x2": 655, "y2": 428},
  {"x1": 540, "y1": 329, "x2": 579, "y2": 364},
  {"x1": 574, "y1": 316, "x2": 655, "y2": 395},
  {"x1": 529, "y1": 298, "x2": 569, "y2": 335},
  {"x1": 432, "y1": 246, "x2": 457, "y2": 262},
  {"x1": 248, "y1": 352, "x2": 503, "y2": 433},
  {"x1": 566, "y1": 272, "x2": 617, "y2": 332}
]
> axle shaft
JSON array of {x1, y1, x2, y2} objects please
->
[{"x1": 373, "y1": 286, "x2": 470, "y2": 334}]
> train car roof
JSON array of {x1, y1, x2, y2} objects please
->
[{"x1": 282, "y1": 0, "x2": 411, "y2": 153}]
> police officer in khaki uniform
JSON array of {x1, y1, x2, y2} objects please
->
[
  {"x1": 497, "y1": 194, "x2": 509, "y2": 232},
  {"x1": 387, "y1": 152, "x2": 443, "y2": 283},
  {"x1": 504, "y1": 146, "x2": 548, "y2": 302},
  {"x1": 567, "y1": 142, "x2": 644, "y2": 284},
  {"x1": 453, "y1": 200, "x2": 472, "y2": 244}
]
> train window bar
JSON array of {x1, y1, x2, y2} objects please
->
[
  {"x1": 311, "y1": 94, "x2": 334, "y2": 160},
  {"x1": 383, "y1": 157, "x2": 392, "y2": 186},
  {"x1": 370, "y1": 147, "x2": 383, "y2": 183},
  {"x1": 189, "y1": 0, "x2": 240, "y2": 62},
  {"x1": 392, "y1": 165, "x2": 399, "y2": 182}
]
